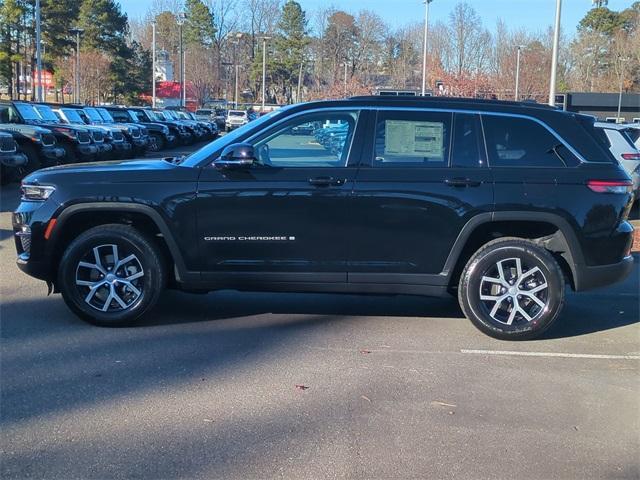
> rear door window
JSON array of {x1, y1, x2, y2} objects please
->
[
  {"x1": 373, "y1": 111, "x2": 452, "y2": 167},
  {"x1": 482, "y1": 115, "x2": 567, "y2": 167}
]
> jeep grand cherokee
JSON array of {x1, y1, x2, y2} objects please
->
[{"x1": 13, "y1": 97, "x2": 635, "y2": 340}]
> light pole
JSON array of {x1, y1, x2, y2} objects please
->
[
  {"x1": 232, "y1": 32, "x2": 243, "y2": 108},
  {"x1": 69, "y1": 27, "x2": 84, "y2": 103},
  {"x1": 260, "y1": 36, "x2": 271, "y2": 112},
  {"x1": 514, "y1": 45, "x2": 525, "y2": 101},
  {"x1": 343, "y1": 62, "x2": 348, "y2": 97},
  {"x1": 176, "y1": 12, "x2": 186, "y2": 108},
  {"x1": 152, "y1": 20, "x2": 156, "y2": 108},
  {"x1": 35, "y1": 0, "x2": 43, "y2": 102},
  {"x1": 616, "y1": 55, "x2": 629, "y2": 122},
  {"x1": 421, "y1": 0, "x2": 433, "y2": 96},
  {"x1": 548, "y1": 0, "x2": 562, "y2": 106}
]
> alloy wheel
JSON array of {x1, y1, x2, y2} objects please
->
[
  {"x1": 75, "y1": 244, "x2": 144, "y2": 312},
  {"x1": 478, "y1": 257, "x2": 549, "y2": 325}
]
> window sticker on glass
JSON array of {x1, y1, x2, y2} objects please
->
[{"x1": 384, "y1": 121, "x2": 444, "y2": 159}]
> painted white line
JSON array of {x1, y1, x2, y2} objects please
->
[{"x1": 461, "y1": 349, "x2": 640, "y2": 360}]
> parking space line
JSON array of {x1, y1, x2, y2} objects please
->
[{"x1": 461, "y1": 349, "x2": 640, "y2": 360}]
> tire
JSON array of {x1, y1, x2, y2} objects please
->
[
  {"x1": 458, "y1": 237, "x2": 565, "y2": 340},
  {"x1": 149, "y1": 133, "x2": 165, "y2": 152},
  {"x1": 20, "y1": 144, "x2": 43, "y2": 173},
  {"x1": 60, "y1": 143, "x2": 78, "y2": 164},
  {"x1": 57, "y1": 224, "x2": 166, "y2": 327}
]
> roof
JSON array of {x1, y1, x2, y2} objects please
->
[{"x1": 347, "y1": 95, "x2": 558, "y2": 111}]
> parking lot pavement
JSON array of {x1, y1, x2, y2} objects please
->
[{"x1": 0, "y1": 182, "x2": 638, "y2": 480}]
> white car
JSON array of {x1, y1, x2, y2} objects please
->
[
  {"x1": 225, "y1": 110, "x2": 248, "y2": 131},
  {"x1": 595, "y1": 122, "x2": 640, "y2": 199},
  {"x1": 623, "y1": 124, "x2": 640, "y2": 150}
]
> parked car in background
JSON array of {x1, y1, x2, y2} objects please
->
[
  {"x1": 225, "y1": 110, "x2": 249, "y2": 131},
  {"x1": 194, "y1": 109, "x2": 214, "y2": 121},
  {"x1": 595, "y1": 122, "x2": 640, "y2": 199},
  {"x1": 624, "y1": 124, "x2": 640, "y2": 150},
  {"x1": 33, "y1": 104, "x2": 113, "y2": 161},
  {"x1": 0, "y1": 130, "x2": 28, "y2": 183},
  {"x1": 128, "y1": 108, "x2": 191, "y2": 146},
  {"x1": 178, "y1": 111, "x2": 218, "y2": 139},
  {"x1": 69, "y1": 106, "x2": 139, "y2": 159},
  {"x1": 95, "y1": 108, "x2": 150, "y2": 157},
  {"x1": 105, "y1": 107, "x2": 175, "y2": 153},
  {"x1": 52, "y1": 106, "x2": 132, "y2": 159},
  {"x1": 213, "y1": 108, "x2": 227, "y2": 130},
  {"x1": 0, "y1": 100, "x2": 97, "y2": 164},
  {"x1": 0, "y1": 121, "x2": 64, "y2": 174},
  {"x1": 162, "y1": 110, "x2": 206, "y2": 141}
]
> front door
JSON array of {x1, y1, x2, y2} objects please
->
[
  {"x1": 349, "y1": 110, "x2": 494, "y2": 283},
  {"x1": 196, "y1": 108, "x2": 366, "y2": 283}
]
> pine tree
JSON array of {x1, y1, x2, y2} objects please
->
[{"x1": 184, "y1": 0, "x2": 216, "y2": 47}]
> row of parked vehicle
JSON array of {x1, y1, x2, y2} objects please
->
[{"x1": 0, "y1": 101, "x2": 220, "y2": 184}]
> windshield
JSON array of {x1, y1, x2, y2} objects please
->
[
  {"x1": 177, "y1": 111, "x2": 188, "y2": 119},
  {"x1": 61, "y1": 108, "x2": 84, "y2": 123},
  {"x1": 182, "y1": 107, "x2": 290, "y2": 167},
  {"x1": 229, "y1": 111, "x2": 245, "y2": 117},
  {"x1": 97, "y1": 108, "x2": 114, "y2": 122},
  {"x1": 153, "y1": 111, "x2": 168, "y2": 121},
  {"x1": 196, "y1": 110, "x2": 212, "y2": 115},
  {"x1": 14, "y1": 103, "x2": 41, "y2": 121},
  {"x1": 84, "y1": 107, "x2": 103, "y2": 123},
  {"x1": 34, "y1": 105, "x2": 59, "y2": 122},
  {"x1": 128, "y1": 110, "x2": 142, "y2": 122},
  {"x1": 165, "y1": 110, "x2": 178, "y2": 120}
]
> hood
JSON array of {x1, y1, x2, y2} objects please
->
[{"x1": 0, "y1": 123, "x2": 54, "y2": 136}]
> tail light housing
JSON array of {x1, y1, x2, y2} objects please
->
[
  {"x1": 621, "y1": 153, "x2": 640, "y2": 160},
  {"x1": 587, "y1": 180, "x2": 633, "y2": 194}
]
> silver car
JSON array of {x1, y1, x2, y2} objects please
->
[{"x1": 594, "y1": 122, "x2": 640, "y2": 199}]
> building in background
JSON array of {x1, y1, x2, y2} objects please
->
[{"x1": 556, "y1": 93, "x2": 640, "y2": 123}]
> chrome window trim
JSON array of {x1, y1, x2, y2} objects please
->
[{"x1": 243, "y1": 107, "x2": 362, "y2": 168}]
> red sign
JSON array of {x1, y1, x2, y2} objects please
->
[{"x1": 33, "y1": 70, "x2": 54, "y2": 88}]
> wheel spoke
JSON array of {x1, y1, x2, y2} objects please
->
[
  {"x1": 480, "y1": 293, "x2": 502, "y2": 301},
  {"x1": 126, "y1": 271, "x2": 144, "y2": 281},
  {"x1": 111, "y1": 286, "x2": 128, "y2": 309},
  {"x1": 116, "y1": 254, "x2": 136, "y2": 271},
  {"x1": 518, "y1": 267, "x2": 541, "y2": 284},
  {"x1": 522, "y1": 291, "x2": 546, "y2": 308},
  {"x1": 496, "y1": 260, "x2": 507, "y2": 285},
  {"x1": 489, "y1": 295, "x2": 508, "y2": 318},
  {"x1": 515, "y1": 257, "x2": 523, "y2": 278},
  {"x1": 528, "y1": 282, "x2": 548, "y2": 294},
  {"x1": 506, "y1": 302, "x2": 518, "y2": 325},
  {"x1": 517, "y1": 304, "x2": 533, "y2": 322},
  {"x1": 85, "y1": 283, "x2": 104, "y2": 304},
  {"x1": 481, "y1": 276, "x2": 503, "y2": 285},
  {"x1": 121, "y1": 280, "x2": 141, "y2": 296},
  {"x1": 101, "y1": 290, "x2": 114, "y2": 311},
  {"x1": 111, "y1": 245, "x2": 120, "y2": 268},
  {"x1": 76, "y1": 279, "x2": 96, "y2": 287}
]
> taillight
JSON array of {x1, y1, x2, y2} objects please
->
[
  {"x1": 587, "y1": 180, "x2": 633, "y2": 194},
  {"x1": 621, "y1": 153, "x2": 640, "y2": 160}
]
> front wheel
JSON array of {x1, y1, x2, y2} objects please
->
[
  {"x1": 57, "y1": 224, "x2": 165, "y2": 326},
  {"x1": 458, "y1": 237, "x2": 565, "y2": 340},
  {"x1": 148, "y1": 133, "x2": 165, "y2": 152}
]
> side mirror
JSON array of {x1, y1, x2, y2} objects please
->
[{"x1": 214, "y1": 143, "x2": 256, "y2": 169}]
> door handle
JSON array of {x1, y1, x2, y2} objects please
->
[
  {"x1": 445, "y1": 177, "x2": 481, "y2": 187},
  {"x1": 308, "y1": 176, "x2": 346, "y2": 187}
]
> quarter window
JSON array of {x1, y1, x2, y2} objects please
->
[
  {"x1": 482, "y1": 115, "x2": 566, "y2": 167},
  {"x1": 452, "y1": 113, "x2": 485, "y2": 168},
  {"x1": 252, "y1": 111, "x2": 358, "y2": 167},
  {"x1": 374, "y1": 111, "x2": 452, "y2": 167}
]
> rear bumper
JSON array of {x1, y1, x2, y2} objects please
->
[{"x1": 574, "y1": 255, "x2": 634, "y2": 291}]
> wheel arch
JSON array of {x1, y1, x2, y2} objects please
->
[
  {"x1": 444, "y1": 212, "x2": 583, "y2": 291},
  {"x1": 49, "y1": 203, "x2": 191, "y2": 284}
]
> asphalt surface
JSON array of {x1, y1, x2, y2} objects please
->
[{"x1": 0, "y1": 144, "x2": 639, "y2": 479}]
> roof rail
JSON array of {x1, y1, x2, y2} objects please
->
[{"x1": 347, "y1": 95, "x2": 556, "y2": 110}]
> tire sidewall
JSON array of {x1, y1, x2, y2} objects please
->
[
  {"x1": 58, "y1": 228, "x2": 162, "y2": 326},
  {"x1": 462, "y1": 244, "x2": 564, "y2": 340}
]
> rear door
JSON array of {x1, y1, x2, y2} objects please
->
[{"x1": 349, "y1": 109, "x2": 493, "y2": 283}]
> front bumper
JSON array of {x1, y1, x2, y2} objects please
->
[
  {"x1": 41, "y1": 146, "x2": 65, "y2": 160},
  {"x1": 96, "y1": 143, "x2": 113, "y2": 154},
  {"x1": 1, "y1": 152, "x2": 28, "y2": 167},
  {"x1": 76, "y1": 144, "x2": 98, "y2": 157},
  {"x1": 112, "y1": 141, "x2": 132, "y2": 153},
  {"x1": 132, "y1": 137, "x2": 149, "y2": 148}
]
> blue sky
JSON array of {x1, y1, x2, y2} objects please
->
[{"x1": 117, "y1": 0, "x2": 635, "y2": 35}]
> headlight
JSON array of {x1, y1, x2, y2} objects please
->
[
  {"x1": 27, "y1": 133, "x2": 43, "y2": 143},
  {"x1": 162, "y1": 126, "x2": 169, "y2": 134},
  {"x1": 21, "y1": 184, "x2": 56, "y2": 201},
  {"x1": 53, "y1": 127, "x2": 77, "y2": 139}
]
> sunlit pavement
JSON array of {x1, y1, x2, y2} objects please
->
[{"x1": 1, "y1": 152, "x2": 638, "y2": 479}]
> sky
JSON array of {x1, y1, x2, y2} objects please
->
[{"x1": 117, "y1": 0, "x2": 635, "y2": 35}]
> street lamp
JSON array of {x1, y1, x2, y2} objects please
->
[
  {"x1": 69, "y1": 27, "x2": 84, "y2": 103},
  {"x1": 616, "y1": 55, "x2": 629, "y2": 122},
  {"x1": 421, "y1": 0, "x2": 434, "y2": 96},
  {"x1": 260, "y1": 35, "x2": 272, "y2": 112},
  {"x1": 343, "y1": 62, "x2": 348, "y2": 97},
  {"x1": 548, "y1": 0, "x2": 562, "y2": 106},
  {"x1": 232, "y1": 32, "x2": 244, "y2": 107},
  {"x1": 35, "y1": 0, "x2": 43, "y2": 102},
  {"x1": 152, "y1": 20, "x2": 156, "y2": 108},
  {"x1": 176, "y1": 11, "x2": 186, "y2": 108},
  {"x1": 514, "y1": 45, "x2": 525, "y2": 101}
]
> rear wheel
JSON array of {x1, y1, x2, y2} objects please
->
[
  {"x1": 58, "y1": 224, "x2": 165, "y2": 327},
  {"x1": 458, "y1": 237, "x2": 565, "y2": 340}
]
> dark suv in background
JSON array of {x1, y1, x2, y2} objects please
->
[{"x1": 12, "y1": 97, "x2": 635, "y2": 340}]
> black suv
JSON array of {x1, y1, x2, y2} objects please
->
[{"x1": 12, "y1": 97, "x2": 635, "y2": 340}]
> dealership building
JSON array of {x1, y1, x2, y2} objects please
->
[{"x1": 555, "y1": 92, "x2": 640, "y2": 122}]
